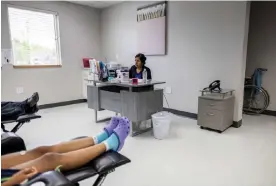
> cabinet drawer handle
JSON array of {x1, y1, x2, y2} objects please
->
[
  {"x1": 209, "y1": 103, "x2": 215, "y2": 106},
  {"x1": 207, "y1": 112, "x2": 215, "y2": 116}
]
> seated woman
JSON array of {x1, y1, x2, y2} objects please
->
[
  {"x1": 129, "y1": 53, "x2": 152, "y2": 80},
  {"x1": 1, "y1": 92, "x2": 39, "y2": 121},
  {"x1": 1, "y1": 116, "x2": 130, "y2": 186}
]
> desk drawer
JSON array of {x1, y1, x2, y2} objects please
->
[
  {"x1": 198, "y1": 97, "x2": 231, "y2": 111},
  {"x1": 121, "y1": 89, "x2": 163, "y2": 122},
  {"x1": 198, "y1": 109, "x2": 224, "y2": 130},
  {"x1": 100, "y1": 90, "x2": 121, "y2": 113}
]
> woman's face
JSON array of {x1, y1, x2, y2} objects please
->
[{"x1": 135, "y1": 57, "x2": 142, "y2": 68}]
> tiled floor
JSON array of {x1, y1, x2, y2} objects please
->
[{"x1": 8, "y1": 103, "x2": 276, "y2": 186}]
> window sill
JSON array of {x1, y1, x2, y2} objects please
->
[{"x1": 13, "y1": 65, "x2": 62, "y2": 68}]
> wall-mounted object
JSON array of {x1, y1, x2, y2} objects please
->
[
  {"x1": 137, "y1": 2, "x2": 167, "y2": 56},
  {"x1": 83, "y1": 58, "x2": 94, "y2": 68},
  {"x1": 1, "y1": 49, "x2": 13, "y2": 66}
]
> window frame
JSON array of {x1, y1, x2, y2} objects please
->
[{"x1": 7, "y1": 4, "x2": 62, "y2": 68}]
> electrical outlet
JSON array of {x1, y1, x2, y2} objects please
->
[
  {"x1": 16, "y1": 87, "x2": 24, "y2": 94},
  {"x1": 165, "y1": 87, "x2": 172, "y2": 94},
  {"x1": 116, "y1": 54, "x2": 119, "y2": 60}
]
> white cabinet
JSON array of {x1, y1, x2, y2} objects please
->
[
  {"x1": 82, "y1": 69, "x2": 89, "y2": 99},
  {"x1": 82, "y1": 69, "x2": 98, "y2": 99},
  {"x1": 82, "y1": 80, "x2": 88, "y2": 99}
]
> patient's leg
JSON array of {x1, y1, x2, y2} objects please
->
[
  {"x1": 1, "y1": 101, "x2": 15, "y2": 107},
  {"x1": 19, "y1": 92, "x2": 39, "y2": 114},
  {"x1": 1, "y1": 116, "x2": 122, "y2": 169},
  {"x1": 25, "y1": 104, "x2": 39, "y2": 114},
  {"x1": 25, "y1": 92, "x2": 39, "y2": 108},
  {"x1": 2, "y1": 144, "x2": 107, "y2": 186},
  {"x1": 13, "y1": 143, "x2": 106, "y2": 172},
  {"x1": 12, "y1": 118, "x2": 130, "y2": 172},
  {"x1": 1, "y1": 137, "x2": 95, "y2": 169},
  {"x1": 1, "y1": 103, "x2": 23, "y2": 121}
]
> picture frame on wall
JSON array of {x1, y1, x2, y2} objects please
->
[{"x1": 137, "y1": 1, "x2": 167, "y2": 56}]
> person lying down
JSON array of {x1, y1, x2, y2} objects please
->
[
  {"x1": 1, "y1": 116, "x2": 130, "y2": 186},
  {"x1": 1, "y1": 92, "x2": 39, "y2": 121}
]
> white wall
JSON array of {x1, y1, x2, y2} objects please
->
[
  {"x1": 100, "y1": 1, "x2": 250, "y2": 121},
  {"x1": 1, "y1": 1, "x2": 101, "y2": 104},
  {"x1": 246, "y1": 2, "x2": 276, "y2": 111}
]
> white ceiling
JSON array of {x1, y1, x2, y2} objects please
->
[{"x1": 70, "y1": 1, "x2": 123, "y2": 9}]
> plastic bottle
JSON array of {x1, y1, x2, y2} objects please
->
[{"x1": 143, "y1": 69, "x2": 147, "y2": 83}]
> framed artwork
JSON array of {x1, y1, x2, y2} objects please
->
[{"x1": 137, "y1": 2, "x2": 167, "y2": 56}]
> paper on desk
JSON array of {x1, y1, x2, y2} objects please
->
[{"x1": 1, "y1": 49, "x2": 13, "y2": 66}]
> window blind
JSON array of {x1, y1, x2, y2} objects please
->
[{"x1": 8, "y1": 7, "x2": 60, "y2": 66}]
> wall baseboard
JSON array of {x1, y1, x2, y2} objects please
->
[
  {"x1": 262, "y1": 110, "x2": 276, "y2": 117},
  {"x1": 39, "y1": 99, "x2": 87, "y2": 109},
  {"x1": 39, "y1": 101, "x2": 245, "y2": 128},
  {"x1": 163, "y1": 107, "x2": 242, "y2": 128},
  {"x1": 163, "y1": 107, "x2": 197, "y2": 119}
]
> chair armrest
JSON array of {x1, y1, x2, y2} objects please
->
[
  {"x1": 21, "y1": 171, "x2": 74, "y2": 186},
  {"x1": 1, "y1": 114, "x2": 41, "y2": 124},
  {"x1": 17, "y1": 114, "x2": 41, "y2": 122}
]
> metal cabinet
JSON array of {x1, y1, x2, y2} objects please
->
[{"x1": 197, "y1": 90, "x2": 235, "y2": 132}]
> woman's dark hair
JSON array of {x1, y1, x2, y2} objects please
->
[{"x1": 135, "y1": 53, "x2": 147, "y2": 65}]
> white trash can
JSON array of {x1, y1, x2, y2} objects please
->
[{"x1": 152, "y1": 111, "x2": 171, "y2": 140}]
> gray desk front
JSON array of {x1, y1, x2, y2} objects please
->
[{"x1": 87, "y1": 81, "x2": 165, "y2": 136}]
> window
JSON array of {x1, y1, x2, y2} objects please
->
[{"x1": 7, "y1": 6, "x2": 61, "y2": 67}]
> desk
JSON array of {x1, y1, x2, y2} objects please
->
[{"x1": 86, "y1": 80, "x2": 165, "y2": 136}]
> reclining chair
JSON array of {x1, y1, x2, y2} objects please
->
[
  {"x1": 1, "y1": 114, "x2": 41, "y2": 133},
  {"x1": 1, "y1": 133, "x2": 131, "y2": 186},
  {"x1": 1, "y1": 114, "x2": 42, "y2": 155}
]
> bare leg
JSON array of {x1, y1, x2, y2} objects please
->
[
  {"x1": 2, "y1": 116, "x2": 124, "y2": 169},
  {"x1": 12, "y1": 144, "x2": 106, "y2": 172},
  {"x1": 1, "y1": 137, "x2": 95, "y2": 169},
  {"x1": 2, "y1": 117, "x2": 130, "y2": 186}
]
